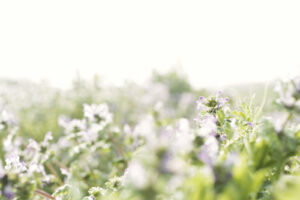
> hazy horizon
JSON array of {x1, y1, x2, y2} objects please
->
[{"x1": 1, "y1": 0, "x2": 300, "y2": 88}]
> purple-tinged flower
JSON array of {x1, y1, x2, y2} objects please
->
[
  {"x1": 220, "y1": 134, "x2": 227, "y2": 141},
  {"x1": 198, "y1": 136, "x2": 219, "y2": 166},
  {"x1": 248, "y1": 122, "x2": 253, "y2": 127},
  {"x1": 5, "y1": 155, "x2": 27, "y2": 173},
  {"x1": 161, "y1": 151, "x2": 173, "y2": 174},
  {"x1": 196, "y1": 96, "x2": 208, "y2": 111},
  {"x1": 27, "y1": 139, "x2": 40, "y2": 152},
  {"x1": 4, "y1": 185, "x2": 14, "y2": 199},
  {"x1": 25, "y1": 139, "x2": 40, "y2": 158},
  {"x1": 217, "y1": 97, "x2": 229, "y2": 108}
]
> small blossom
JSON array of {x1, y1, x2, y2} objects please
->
[
  {"x1": 83, "y1": 103, "x2": 113, "y2": 128},
  {"x1": 42, "y1": 132, "x2": 53, "y2": 147},
  {"x1": 198, "y1": 116, "x2": 217, "y2": 138},
  {"x1": 27, "y1": 139, "x2": 40, "y2": 152},
  {"x1": 66, "y1": 119, "x2": 87, "y2": 133},
  {"x1": 220, "y1": 134, "x2": 227, "y2": 141},
  {"x1": 275, "y1": 81, "x2": 296, "y2": 107},
  {"x1": 196, "y1": 97, "x2": 208, "y2": 111},
  {"x1": 0, "y1": 110, "x2": 16, "y2": 129},
  {"x1": 4, "y1": 185, "x2": 14, "y2": 199},
  {"x1": 124, "y1": 161, "x2": 148, "y2": 189},
  {"x1": 5, "y1": 155, "x2": 27, "y2": 173},
  {"x1": 248, "y1": 122, "x2": 253, "y2": 127},
  {"x1": 88, "y1": 186, "x2": 106, "y2": 196},
  {"x1": 198, "y1": 136, "x2": 219, "y2": 166},
  {"x1": 60, "y1": 168, "x2": 70, "y2": 178},
  {"x1": 173, "y1": 119, "x2": 193, "y2": 154}
]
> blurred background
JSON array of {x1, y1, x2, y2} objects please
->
[
  {"x1": 1, "y1": 0, "x2": 300, "y2": 88},
  {"x1": 0, "y1": 0, "x2": 300, "y2": 140}
]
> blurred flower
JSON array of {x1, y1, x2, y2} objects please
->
[
  {"x1": 293, "y1": 76, "x2": 300, "y2": 93},
  {"x1": 25, "y1": 139, "x2": 40, "y2": 158},
  {"x1": 60, "y1": 168, "x2": 70, "y2": 178},
  {"x1": 88, "y1": 186, "x2": 106, "y2": 197},
  {"x1": 5, "y1": 155, "x2": 27, "y2": 173},
  {"x1": 41, "y1": 131, "x2": 53, "y2": 147},
  {"x1": 0, "y1": 110, "x2": 16, "y2": 130},
  {"x1": 275, "y1": 81, "x2": 296, "y2": 107},
  {"x1": 198, "y1": 115, "x2": 217, "y2": 138},
  {"x1": 133, "y1": 115, "x2": 155, "y2": 143},
  {"x1": 83, "y1": 103, "x2": 113, "y2": 129},
  {"x1": 3, "y1": 185, "x2": 14, "y2": 199},
  {"x1": 224, "y1": 152, "x2": 239, "y2": 167},
  {"x1": 27, "y1": 139, "x2": 40, "y2": 152},
  {"x1": 220, "y1": 134, "x2": 227, "y2": 141},
  {"x1": 123, "y1": 124, "x2": 132, "y2": 136},
  {"x1": 161, "y1": 151, "x2": 185, "y2": 174},
  {"x1": 198, "y1": 136, "x2": 219, "y2": 166},
  {"x1": 65, "y1": 119, "x2": 87, "y2": 133},
  {"x1": 248, "y1": 122, "x2": 254, "y2": 127},
  {"x1": 124, "y1": 161, "x2": 148, "y2": 189},
  {"x1": 173, "y1": 118, "x2": 193, "y2": 154},
  {"x1": 196, "y1": 96, "x2": 208, "y2": 111}
]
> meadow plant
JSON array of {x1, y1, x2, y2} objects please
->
[{"x1": 1, "y1": 77, "x2": 300, "y2": 199}]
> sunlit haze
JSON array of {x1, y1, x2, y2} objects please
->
[{"x1": 1, "y1": 0, "x2": 300, "y2": 88}]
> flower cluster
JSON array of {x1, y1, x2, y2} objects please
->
[{"x1": 2, "y1": 76, "x2": 300, "y2": 200}]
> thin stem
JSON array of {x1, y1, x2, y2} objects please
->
[
  {"x1": 35, "y1": 189, "x2": 55, "y2": 200},
  {"x1": 46, "y1": 162, "x2": 64, "y2": 185},
  {"x1": 53, "y1": 159, "x2": 69, "y2": 172},
  {"x1": 109, "y1": 136, "x2": 125, "y2": 157},
  {"x1": 278, "y1": 112, "x2": 293, "y2": 137}
]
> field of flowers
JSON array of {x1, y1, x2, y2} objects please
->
[{"x1": 0, "y1": 71, "x2": 300, "y2": 200}]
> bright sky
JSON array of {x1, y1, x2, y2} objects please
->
[{"x1": 1, "y1": 0, "x2": 300, "y2": 88}]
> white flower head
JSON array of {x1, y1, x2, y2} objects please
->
[
  {"x1": 83, "y1": 103, "x2": 113, "y2": 129},
  {"x1": 5, "y1": 155, "x2": 27, "y2": 173},
  {"x1": 124, "y1": 161, "x2": 149, "y2": 189},
  {"x1": 198, "y1": 115, "x2": 217, "y2": 138},
  {"x1": 66, "y1": 119, "x2": 87, "y2": 134},
  {"x1": 42, "y1": 132, "x2": 53, "y2": 147},
  {"x1": 0, "y1": 110, "x2": 17, "y2": 129},
  {"x1": 173, "y1": 118, "x2": 193, "y2": 154},
  {"x1": 26, "y1": 139, "x2": 40, "y2": 155}
]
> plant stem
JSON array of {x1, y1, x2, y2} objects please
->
[
  {"x1": 35, "y1": 189, "x2": 56, "y2": 200},
  {"x1": 46, "y1": 162, "x2": 64, "y2": 185},
  {"x1": 53, "y1": 159, "x2": 69, "y2": 172}
]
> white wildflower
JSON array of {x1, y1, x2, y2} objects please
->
[
  {"x1": 83, "y1": 103, "x2": 113, "y2": 129},
  {"x1": 124, "y1": 161, "x2": 148, "y2": 189},
  {"x1": 5, "y1": 155, "x2": 27, "y2": 173},
  {"x1": 0, "y1": 110, "x2": 16, "y2": 129},
  {"x1": 198, "y1": 116, "x2": 217, "y2": 137},
  {"x1": 42, "y1": 132, "x2": 53, "y2": 147}
]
